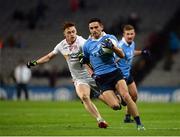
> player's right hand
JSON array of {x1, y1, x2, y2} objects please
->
[
  {"x1": 101, "y1": 38, "x2": 114, "y2": 49},
  {"x1": 27, "y1": 60, "x2": 37, "y2": 68}
]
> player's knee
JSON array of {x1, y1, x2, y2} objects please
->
[
  {"x1": 81, "y1": 94, "x2": 90, "y2": 102},
  {"x1": 122, "y1": 92, "x2": 129, "y2": 99},
  {"x1": 111, "y1": 104, "x2": 121, "y2": 110},
  {"x1": 121, "y1": 92, "x2": 132, "y2": 103}
]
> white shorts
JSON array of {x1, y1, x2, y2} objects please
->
[
  {"x1": 74, "y1": 78, "x2": 101, "y2": 98},
  {"x1": 74, "y1": 77, "x2": 96, "y2": 87}
]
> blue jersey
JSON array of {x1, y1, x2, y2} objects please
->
[
  {"x1": 83, "y1": 33, "x2": 119, "y2": 75},
  {"x1": 116, "y1": 38, "x2": 135, "y2": 78}
]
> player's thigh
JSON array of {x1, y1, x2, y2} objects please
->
[
  {"x1": 75, "y1": 83, "x2": 91, "y2": 98},
  {"x1": 116, "y1": 79, "x2": 129, "y2": 97},
  {"x1": 101, "y1": 90, "x2": 120, "y2": 107},
  {"x1": 128, "y1": 82, "x2": 138, "y2": 101}
]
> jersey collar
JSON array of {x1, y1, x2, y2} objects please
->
[
  {"x1": 65, "y1": 35, "x2": 78, "y2": 46},
  {"x1": 122, "y1": 37, "x2": 134, "y2": 47},
  {"x1": 89, "y1": 32, "x2": 106, "y2": 41}
]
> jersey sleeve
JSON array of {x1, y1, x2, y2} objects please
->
[
  {"x1": 109, "y1": 35, "x2": 118, "y2": 47},
  {"x1": 52, "y1": 41, "x2": 69, "y2": 56},
  {"x1": 78, "y1": 36, "x2": 86, "y2": 48},
  {"x1": 52, "y1": 42, "x2": 62, "y2": 55},
  {"x1": 78, "y1": 36, "x2": 87, "y2": 53},
  {"x1": 118, "y1": 40, "x2": 123, "y2": 48}
]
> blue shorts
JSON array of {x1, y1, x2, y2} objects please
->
[
  {"x1": 124, "y1": 74, "x2": 134, "y2": 85},
  {"x1": 95, "y1": 69, "x2": 124, "y2": 92}
]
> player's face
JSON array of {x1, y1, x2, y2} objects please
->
[
  {"x1": 89, "y1": 22, "x2": 103, "y2": 39},
  {"x1": 64, "y1": 26, "x2": 77, "y2": 44},
  {"x1": 123, "y1": 29, "x2": 135, "y2": 44}
]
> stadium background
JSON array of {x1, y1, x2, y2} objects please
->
[
  {"x1": 0, "y1": 0, "x2": 179, "y2": 101},
  {"x1": 0, "y1": 0, "x2": 180, "y2": 136}
]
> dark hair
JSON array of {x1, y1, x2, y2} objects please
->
[
  {"x1": 88, "y1": 18, "x2": 103, "y2": 24},
  {"x1": 123, "y1": 24, "x2": 135, "y2": 32},
  {"x1": 63, "y1": 22, "x2": 75, "y2": 31}
]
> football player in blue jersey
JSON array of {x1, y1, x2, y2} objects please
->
[
  {"x1": 82, "y1": 18, "x2": 145, "y2": 130},
  {"x1": 116, "y1": 24, "x2": 150, "y2": 124}
]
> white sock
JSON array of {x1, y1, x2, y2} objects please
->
[{"x1": 97, "y1": 117, "x2": 104, "y2": 122}]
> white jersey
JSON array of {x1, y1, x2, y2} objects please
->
[{"x1": 52, "y1": 35, "x2": 95, "y2": 85}]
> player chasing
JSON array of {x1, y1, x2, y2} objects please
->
[
  {"x1": 82, "y1": 18, "x2": 145, "y2": 130},
  {"x1": 116, "y1": 24, "x2": 150, "y2": 123},
  {"x1": 27, "y1": 22, "x2": 108, "y2": 128}
]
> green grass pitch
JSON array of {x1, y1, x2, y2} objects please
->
[{"x1": 0, "y1": 100, "x2": 180, "y2": 136}]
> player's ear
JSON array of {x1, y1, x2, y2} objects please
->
[
  {"x1": 100, "y1": 24, "x2": 104, "y2": 31},
  {"x1": 74, "y1": 28, "x2": 77, "y2": 34}
]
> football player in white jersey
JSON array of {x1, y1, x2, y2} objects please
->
[{"x1": 27, "y1": 22, "x2": 108, "y2": 128}]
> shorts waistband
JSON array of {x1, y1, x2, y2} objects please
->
[{"x1": 97, "y1": 69, "x2": 121, "y2": 77}]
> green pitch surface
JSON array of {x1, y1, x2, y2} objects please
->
[{"x1": 0, "y1": 100, "x2": 180, "y2": 136}]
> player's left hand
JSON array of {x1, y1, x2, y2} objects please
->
[
  {"x1": 27, "y1": 60, "x2": 37, "y2": 68},
  {"x1": 101, "y1": 38, "x2": 114, "y2": 49},
  {"x1": 78, "y1": 53, "x2": 84, "y2": 64},
  {"x1": 141, "y1": 49, "x2": 151, "y2": 57},
  {"x1": 78, "y1": 53, "x2": 90, "y2": 66}
]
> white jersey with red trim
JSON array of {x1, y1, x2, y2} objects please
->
[{"x1": 52, "y1": 35, "x2": 94, "y2": 83}]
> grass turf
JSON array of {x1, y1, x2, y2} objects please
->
[{"x1": 0, "y1": 100, "x2": 180, "y2": 136}]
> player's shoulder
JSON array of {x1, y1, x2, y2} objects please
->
[
  {"x1": 104, "y1": 34, "x2": 118, "y2": 47},
  {"x1": 132, "y1": 41, "x2": 135, "y2": 46},
  {"x1": 131, "y1": 41, "x2": 136, "y2": 49},
  {"x1": 76, "y1": 35, "x2": 86, "y2": 48},
  {"x1": 77, "y1": 35, "x2": 86, "y2": 41},
  {"x1": 118, "y1": 39, "x2": 125, "y2": 48},
  {"x1": 53, "y1": 39, "x2": 68, "y2": 52},
  {"x1": 84, "y1": 37, "x2": 92, "y2": 45},
  {"x1": 106, "y1": 34, "x2": 118, "y2": 40},
  {"x1": 82, "y1": 38, "x2": 92, "y2": 51},
  {"x1": 57, "y1": 39, "x2": 66, "y2": 46},
  {"x1": 118, "y1": 39, "x2": 124, "y2": 45}
]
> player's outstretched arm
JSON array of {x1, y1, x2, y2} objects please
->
[
  {"x1": 27, "y1": 52, "x2": 56, "y2": 68},
  {"x1": 134, "y1": 50, "x2": 142, "y2": 56},
  {"x1": 134, "y1": 49, "x2": 151, "y2": 57}
]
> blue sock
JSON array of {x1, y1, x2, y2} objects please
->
[
  {"x1": 134, "y1": 116, "x2": 141, "y2": 125},
  {"x1": 125, "y1": 114, "x2": 131, "y2": 119}
]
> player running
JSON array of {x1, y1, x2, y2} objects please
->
[
  {"x1": 82, "y1": 18, "x2": 145, "y2": 130},
  {"x1": 27, "y1": 22, "x2": 108, "y2": 128},
  {"x1": 116, "y1": 24, "x2": 150, "y2": 124}
]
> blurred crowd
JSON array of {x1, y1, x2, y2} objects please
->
[{"x1": 0, "y1": 0, "x2": 180, "y2": 88}]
